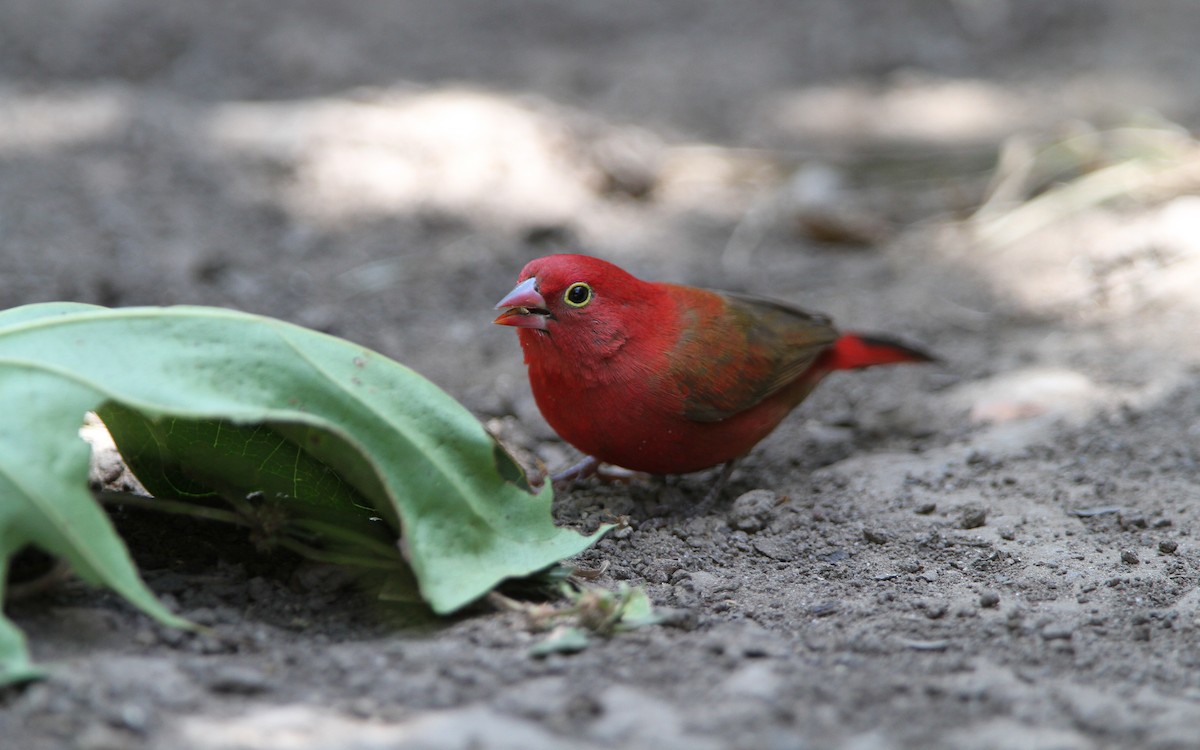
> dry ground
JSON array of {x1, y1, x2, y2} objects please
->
[{"x1": 4, "y1": 2, "x2": 1200, "y2": 749}]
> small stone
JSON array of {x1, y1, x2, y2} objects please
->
[
  {"x1": 914, "y1": 502, "x2": 937, "y2": 515},
  {"x1": 808, "y1": 601, "x2": 839, "y2": 618},
  {"x1": 997, "y1": 527, "x2": 1016, "y2": 541},
  {"x1": 676, "y1": 570, "x2": 737, "y2": 601},
  {"x1": 106, "y1": 702, "x2": 150, "y2": 733},
  {"x1": 966, "y1": 450, "x2": 989, "y2": 466},
  {"x1": 960, "y1": 507, "x2": 988, "y2": 529},
  {"x1": 820, "y1": 548, "x2": 849, "y2": 563},
  {"x1": 1159, "y1": 540, "x2": 1179, "y2": 555},
  {"x1": 979, "y1": 591, "x2": 1001, "y2": 608},
  {"x1": 1119, "y1": 514, "x2": 1147, "y2": 529},
  {"x1": 919, "y1": 600, "x2": 949, "y2": 619},
  {"x1": 1121, "y1": 550, "x2": 1140, "y2": 565},
  {"x1": 729, "y1": 489, "x2": 778, "y2": 533},
  {"x1": 863, "y1": 528, "x2": 890, "y2": 545}
]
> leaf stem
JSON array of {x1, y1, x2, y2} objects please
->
[
  {"x1": 5, "y1": 560, "x2": 72, "y2": 601},
  {"x1": 274, "y1": 538, "x2": 399, "y2": 570},
  {"x1": 95, "y1": 491, "x2": 251, "y2": 527},
  {"x1": 95, "y1": 491, "x2": 400, "y2": 571}
]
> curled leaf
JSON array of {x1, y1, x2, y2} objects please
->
[{"x1": 0, "y1": 303, "x2": 606, "y2": 684}]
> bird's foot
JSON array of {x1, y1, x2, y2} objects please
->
[
  {"x1": 551, "y1": 456, "x2": 648, "y2": 491},
  {"x1": 550, "y1": 455, "x2": 600, "y2": 487}
]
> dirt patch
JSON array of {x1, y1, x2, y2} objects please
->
[{"x1": 3, "y1": 3, "x2": 1200, "y2": 748}]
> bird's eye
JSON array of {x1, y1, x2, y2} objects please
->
[{"x1": 563, "y1": 282, "x2": 592, "y2": 308}]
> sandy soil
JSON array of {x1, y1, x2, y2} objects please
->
[{"x1": 4, "y1": 2, "x2": 1200, "y2": 748}]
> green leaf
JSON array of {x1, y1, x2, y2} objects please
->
[
  {"x1": 97, "y1": 404, "x2": 397, "y2": 547},
  {"x1": 612, "y1": 585, "x2": 663, "y2": 630},
  {"x1": 0, "y1": 303, "x2": 607, "y2": 684},
  {"x1": 529, "y1": 626, "x2": 591, "y2": 657}
]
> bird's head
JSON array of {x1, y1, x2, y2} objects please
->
[{"x1": 493, "y1": 254, "x2": 642, "y2": 336}]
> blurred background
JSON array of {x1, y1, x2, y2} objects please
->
[
  {"x1": 8, "y1": 6, "x2": 1200, "y2": 747},
  {"x1": 2, "y1": 0, "x2": 1199, "y2": 409}
]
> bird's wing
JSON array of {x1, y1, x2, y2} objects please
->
[{"x1": 666, "y1": 289, "x2": 840, "y2": 423}]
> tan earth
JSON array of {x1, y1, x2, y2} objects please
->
[{"x1": 3, "y1": 2, "x2": 1200, "y2": 749}]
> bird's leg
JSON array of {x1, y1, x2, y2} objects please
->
[
  {"x1": 694, "y1": 459, "x2": 739, "y2": 512},
  {"x1": 551, "y1": 455, "x2": 602, "y2": 489},
  {"x1": 551, "y1": 456, "x2": 650, "y2": 491}
]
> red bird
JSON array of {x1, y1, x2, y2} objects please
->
[{"x1": 494, "y1": 254, "x2": 932, "y2": 482}]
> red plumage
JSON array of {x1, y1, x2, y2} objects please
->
[{"x1": 494, "y1": 254, "x2": 933, "y2": 476}]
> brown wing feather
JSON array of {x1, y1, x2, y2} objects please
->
[{"x1": 665, "y1": 288, "x2": 839, "y2": 423}]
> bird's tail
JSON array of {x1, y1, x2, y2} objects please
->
[{"x1": 824, "y1": 333, "x2": 937, "y2": 371}]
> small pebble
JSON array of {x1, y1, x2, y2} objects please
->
[
  {"x1": 1159, "y1": 540, "x2": 1178, "y2": 555},
  {"x1": 920, "y1": 600, "x2": 949, "y2": 619},
  {"x1": 960, "y1": 507, "x2": 987, "y2": 529},
  {"x1": 1121, "y1": 550, "x2": 1140, "y2": 565},
  {"x1": 808, "y1": 601, "x2": 839, "y2": 618},
  {"x1": 1119, "y1": 514, "x2": 1147, "y2": 529},
  {"x1": 863, "y1": 528, "x2": 890, "y2": 545},
  {"x1": 729, "y1": 489, "x2": 778, "y2": 533},
  {"x1": 107, "y1": 702, "x2": 150, "y2": 733},
  {"x1": 1070, "y1": 506, "x2": 1121, "y2": 518},
  {"x1": 979, "y1": 591, "x2": 1000, "y2": 608},
  {"x1": 914, "y1": 502, "x2": 937, "y2": 515}
]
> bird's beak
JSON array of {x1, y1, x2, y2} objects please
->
[{"x1": 493, "y1": 277, "x2": 550, "y2": 330}]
